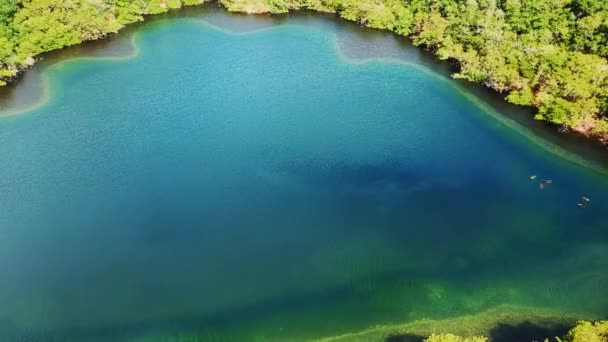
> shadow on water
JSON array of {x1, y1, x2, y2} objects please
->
[
  {"x1": 285, "y1": 159, "x2": 597, "y2": 267},
  {"x1": 384, "y1": 322, "x2": 572, "y2": 342},
  {"x1": 386, "y1": 334, "x2": 426, "y2": 342},
  {"x1": 489, "y1": 321, "x2": 571, "y2": 342}
]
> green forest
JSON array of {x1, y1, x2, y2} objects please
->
[{"x1": 0, "y1": 0, "x2": 607, "y2": 139}]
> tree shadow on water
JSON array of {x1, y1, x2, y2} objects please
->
[
  {"x1": 489, "y1": 321, "x2": 570, "y2": 342},
  {"x1": 386, "y1": 334, "x2": 425, "y2": 342}
]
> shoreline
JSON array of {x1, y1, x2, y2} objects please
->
[
  {"x1": 0, "y1": 34, "x2": 141, "y2": 118},
  {"x1": 0, "y1": 9, "x2": 607, "y2": 341},
  {"x1": 2, "y1": 5, "x2": 607, "y2": 174},
  {"x1": 315, "y1": 304, "x2": 596, "y2": 342},
  {"x1": 1, "y1": 1, "x2": 607, "y2": 145}
]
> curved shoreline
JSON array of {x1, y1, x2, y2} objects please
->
[
  {"x1": 333, "y1": 45, "x2": 608, "y2": 178},
  {"x1": 0, "y1": 12, "x2": 607, "y2": 341},
  {"x1": 2, "y1": 2, "x2": 607, "y2": 145},
  {"x1": 0, "y1": 33, "x2": 141, "y2": 118},
  {"x1": 1, "y1": 10, "x2": 606, "y2": 179}
]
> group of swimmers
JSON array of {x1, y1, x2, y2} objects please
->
[
  {"x1": 529, "y1": 175, "x2": 591, "y2": 207},
  {"x1": 529, "y1": 175, "x2": 552, "y2": 189},
  {"x1": 578, "y1": 196, "x2": 591, "y2": 208}
]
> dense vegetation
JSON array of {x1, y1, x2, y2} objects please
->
[
  {"x1": 564, "y1": 320, "x2": 608, "y2": 342},
  {"x1": 0, "y1": 0, "x2": 607, "y2": 139},
  {"x1": 0, "y1": 0, "x2": 208, "y2": 85}
]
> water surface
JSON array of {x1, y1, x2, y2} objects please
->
[{"x1": 0, "y1": 7, "x2": 607, "y2": 342}]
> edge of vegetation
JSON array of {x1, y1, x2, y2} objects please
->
[
  {"x1": 1, "y1": 0, "x2": 608, "y2": 142},
  {"x1": 313, "y1": 304, "x2": 607, "y2": 342}
]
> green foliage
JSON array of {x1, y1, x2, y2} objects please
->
[
  {"x1": 0, "y1": 0, "x2": 211, "y2": 78},
  {"x1": 12, "y1": 0, "x2": 115, "y2": 60},
  {"x1": 425, "y1": 333, "x2": 488, "y2": 342},
  {"x1": 0, "y1": 0, "x2": 21, "y2": 25},
  {"x1": 507, "y1": 88, "x2": 535, "y2": 106},
  {"x1": 594, "y1": 118, "x2": 608, "y2": 135},
  {"x1": 0, "y1": 0, "x2": 607, "y2": 140},
  {"x1": 564, "y1": 320, "x2": 608, "y2": 342}
]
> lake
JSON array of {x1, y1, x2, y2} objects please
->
[{"x1": 0, "y1": 6, "x2": 607, "y2": 342}]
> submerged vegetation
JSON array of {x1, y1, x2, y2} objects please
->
[{"x1": 0, "y1": 0, "x2": 608, "y2": 140}]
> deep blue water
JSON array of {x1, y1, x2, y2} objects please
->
[{"x1": 0, "y1": 9, "x2": 607, "y2": 342}]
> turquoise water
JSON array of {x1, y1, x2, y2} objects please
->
[{"x1": 0, "y1": 9, "x2": 607, "y2": 342}]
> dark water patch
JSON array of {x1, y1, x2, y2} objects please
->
[
  {"x1": 386, "y1": 334, "x2": 425, "y2": 342},
  {"x1": 489, "y1": 321, "x2": 571, "y2": 342},
  {"x1": 282, "y1": 158, "x2": 600, "y2": 272},
  {"x1": 384, "y1": 322, "x2": 571, "y2": 342}
]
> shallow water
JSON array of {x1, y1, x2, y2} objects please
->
[{"x1": 0, "y1": 7, "x2": 607, "y2": 342}]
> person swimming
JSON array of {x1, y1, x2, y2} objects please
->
[
  {"x1": 582, "y1": 196, "x2": 590, "y2": 202},
  {"x1": 530, "y1": 175, "x2": 537, "y2": 180}
]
